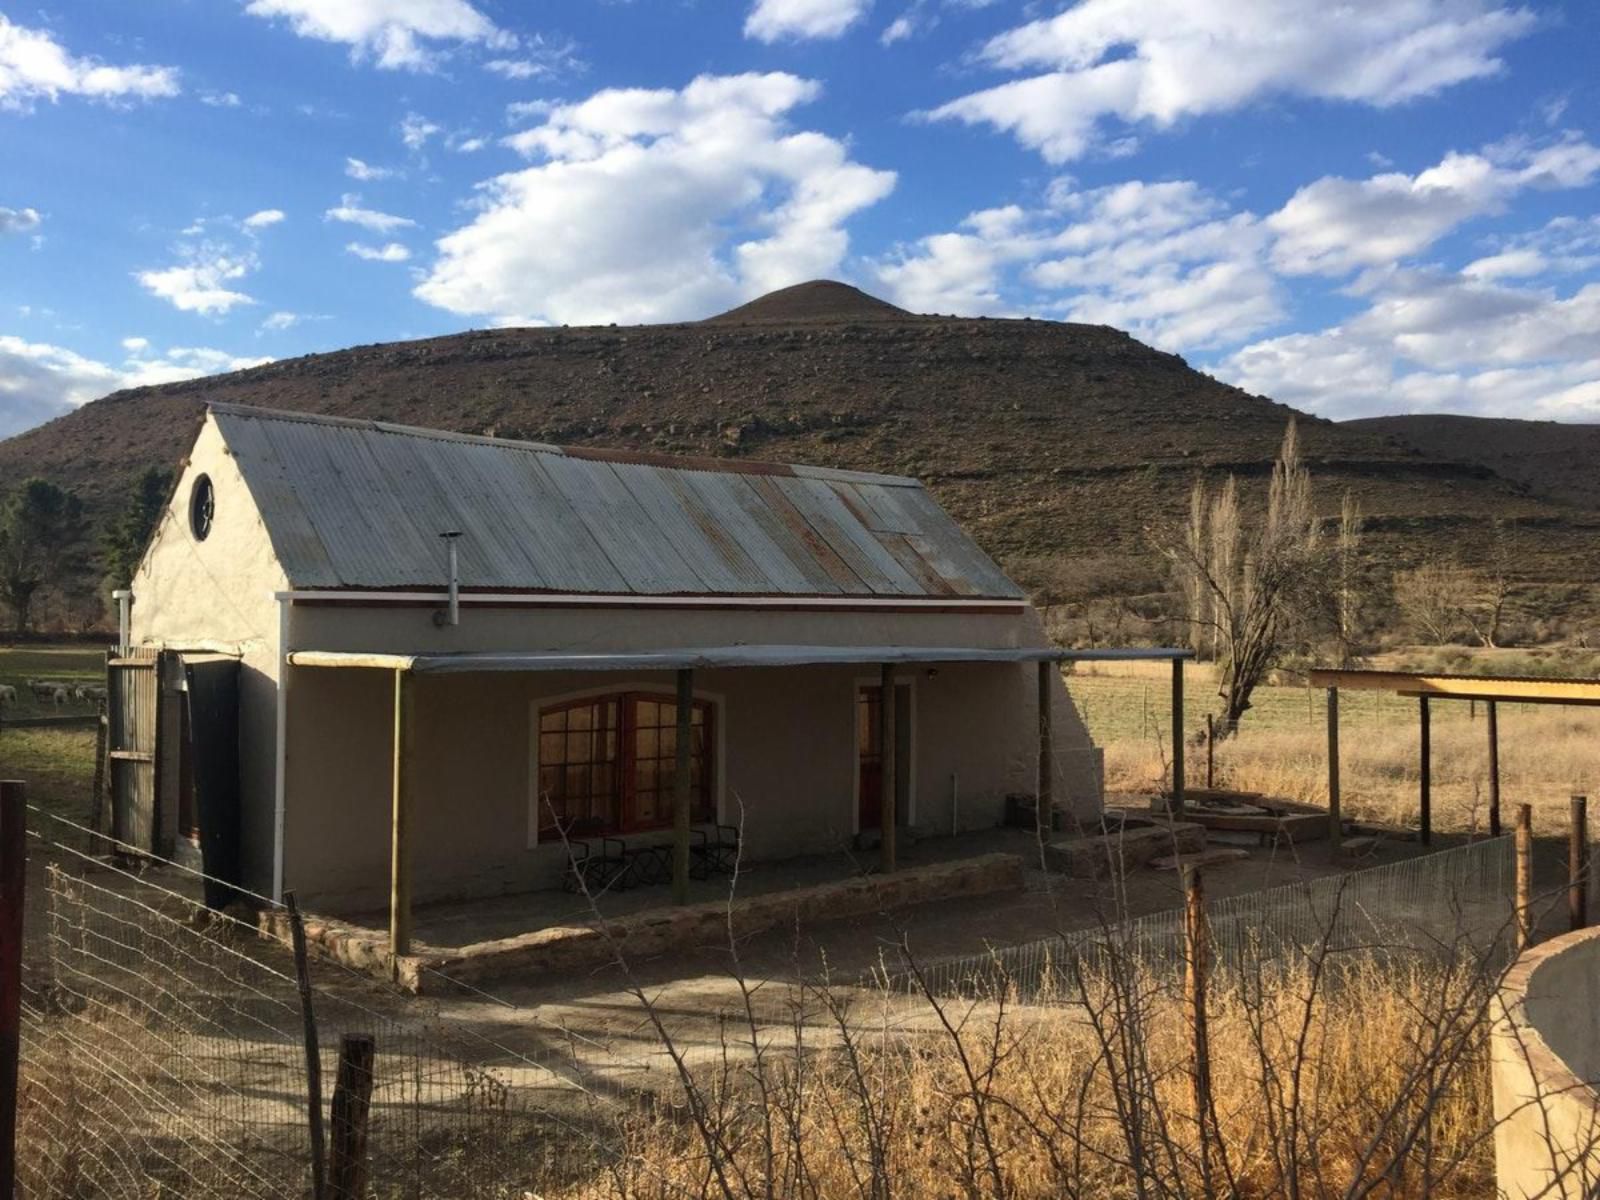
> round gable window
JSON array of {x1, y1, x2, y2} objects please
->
[{"x1": 190, "y1": 474, "x2": 215, "y2": 541}]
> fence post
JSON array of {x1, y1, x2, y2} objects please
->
[
  {"x1": 1570, "y1": 795, "x2": 1589, "y2": 933},
  {"x1": 1487, "y1": 701, "x2": 1501, "y2": 838},
  {"x1": 1205, "y1": 713, "x2": 1215, "y2": 790},
  {"x1": 1326, "y1": 688, "x2": 1342, "y2": 861},
  {"x1": 1184, "y1": 865, "x2": 1213, "y2": 1191},
  {"x1": 328, "y1": 1033, "x2": 376, "y2": 1200},
  {"x1": 286, "y1": 892, "x2": 327, "y2": 1200},
  {"x1": 1516, "y1": 804, "x2": 1534, "y2": 952},
  {"x1": 0, "y1": 781, "x2": 24, "y2": 1200}
]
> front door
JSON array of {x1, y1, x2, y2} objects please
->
[{"x1": 857, "y1": 684, "x2": 910, "y2": 831}]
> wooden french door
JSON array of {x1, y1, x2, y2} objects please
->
[{"x1": 857, "y1": 683, "x2": 910, "y2": 831}]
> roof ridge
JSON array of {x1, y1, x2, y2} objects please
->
[{"x1": 206, "y1": 400, "x2": 919, "y2": 487}]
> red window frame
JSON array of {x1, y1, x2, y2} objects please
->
[{"x1": 536, "y1": 691, "x2": 715, "y2": 837}]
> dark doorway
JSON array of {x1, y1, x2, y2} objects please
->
[
  {"x1": 183, "y1": 658, "x2": 242, "y2": 909},
  {"x1": 857, "y1": 683, "x2": 911, "y2": 832}
]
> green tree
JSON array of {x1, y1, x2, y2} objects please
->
[
  {"x1": 102, "y1": 466, "x2": 173, "y2": 586},
  {"x1": 0, "y1": 478, "x2": 89, "y2": 634}
]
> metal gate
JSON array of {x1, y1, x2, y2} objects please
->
[{"x1": 107, "y1": 648, "x2": 164, "y2": 853}]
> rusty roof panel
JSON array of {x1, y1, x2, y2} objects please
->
[{"x1": 210, "y1": 402, "x2": 1024, "y2": 599}]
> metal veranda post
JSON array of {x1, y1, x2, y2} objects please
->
[
  {"x1": 389, "y1": 670, "x2": 415, "y2": 961},
  {"x1": 880, "y1": 663, "x2": 897, "y2": 874},
  {"x1": 1170, "y1": 657, "x2": 1185, "y2": 816},
  {"x1": 1419, "y1": 696, "x2": 1432, "y2": 847},
  {"x1": 1571, "y1": 794, "x2": 1589, "y2": 932},
  {"x1": 1487, "y1": 700, "x2": 1501, "y2": 837},
  {"x1": 672, "y1": 668, "x2": 694, "y2": 905},
  {"x1": 1326, "y1": 688, "x2": 1342, "y2": 861}
]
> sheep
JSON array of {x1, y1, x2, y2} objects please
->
[
  {"x1": 52, "y1": 687, "x2": 69, "y2": 708},
  {"x1": 0, "y1": 685, "x2": 15, "y2": 707},
  {"x1": 28, "y1": 679, "x2": 59, "y2": 702},
  {"x1": 83, "y1": 685, "x2": 108, "y2": 702}
]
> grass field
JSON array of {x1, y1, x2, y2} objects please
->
[
  {"x1": 1, "y1": 644, "x2": 106, "y2": 823},
  {"x1": 1072, "y1": 657, "x2": 1600, "y2": 836}
]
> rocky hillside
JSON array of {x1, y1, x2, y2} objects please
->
[{"x1": 4, "y1": 282, "x2": 1597, "y2": 600}]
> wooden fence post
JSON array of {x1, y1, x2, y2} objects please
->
[
  {"x1": 1516, "y1": 804, "x2": 1534, "y2": 952},
  {"x1": 1205, "y1": 713, "x2": 1215, "y2": 790},
  {"x1": 1570, "y1": 795, "x2": 1588, "y2": 933},
  {"x1": 328, "y1": 1034, "x2": 376, "y2": 1200},
  {"x1": 1487, "y1": 701, "x2": 1501, "y2": 838},
  {"x1": 1184, "y1": 865, "x2": 1213, "y2": 1191},
  {"x1": 1326, "y1": 689, "x2": 1342, "y2": 861},
  {"x1": 1170, "y1": 657, "x2": 1185, "y2": 817},
  {"x1": 286, "y1": 892, "x2": 327, "y2": 1200},
  {"x1": 1418, "y1": 697, "x2": 1432, "y2": 847},
  {"x1": 0, "y1": 781, "x2": 25, "y2": 1200}
]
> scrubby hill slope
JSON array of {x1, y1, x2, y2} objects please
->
[{"x1": 4, "y1": 282, "x2": 1597, "y2": 598}]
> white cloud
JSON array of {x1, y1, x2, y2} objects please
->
[
  {"x1": 200, "y1": 89, "x2": 242, "y2": 107},
  {"x1": 929, "y1": 0, "x2": 1536, "y2": 162},
  {"x1": 1218, "y1": 265, "x2": 1600, "y2": 420},
  {"x1": 0, "y1": 14, "x2": 180, "y2": 110},
  {"x1": 449, "y1": 135, "x2": 486, "y2": 153},
  {"x1": 325, "y1": 194, "x2": 417, "y2": 233},
  {"x1": 875, "y1": 179, "x2": 1282, "y2": 350},
  {"x1": 0, "y1": 206, "x2": 42, "y2": 234},
  {"x1": 243, "y1": 0, "x2": 511, "y2": 70},
  {"x1": 880, "y1": 16, "x2": 915, "y2": 44},
  {"x1": 415, "y1": 72, "x2": 895, "y2": 326},
  {"x1": 1269, "y1": 137, "x2": 1600, "y2": 275},
  {"x1": 136, "y1": 246, "x2": 258, "y2": 315},
  {"x1": 746, "y1": 0, "x2": 872, "y2": 42},
  {"x1": 345, "y1": 156, "x2": 397, "y2": 181},
  {"x1": 260, "y1": 311, "x2": 299, "y2": 331},
  {"x1": 345, "y1": 241, "x2": 411, "y2": 262},
  {"x1": 0, "y1": 337, "x2": 270, "y2": 438},
  {"x1": 399, "y1": 111, "x2": 441, "y2": 149},
  {"x1": 243, "y1": 208, "x2": 287, "y2": 229},
  {"x1": 484, "y1": 35, "x2": 582, "y2": 80}
]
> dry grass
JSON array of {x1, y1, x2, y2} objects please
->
[
  {"x1": 1103, "y1": 700, "x2": 1600, "y2": 835},
  {"x1": 557, "y1": 953, "x2": 1498, "y2": 1199}
]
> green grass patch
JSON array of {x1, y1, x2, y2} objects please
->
[{"x1": 0, "y1": 644, "x2": 107, "y2": 717}]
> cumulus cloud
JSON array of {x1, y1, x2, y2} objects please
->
[
  {"x1": 325, "y1": 194, "x2": 417, "y2": 233},
  {"x1": 136, "y1": 247, "x2": 258, "y2": 315},
  {"x1": 746, "y1": 0, "x2": 872, "y2": 41},
  {"x1": 929, "y1": 0, "x2": 1536, "y2": 162},
  {"x1": 0, "y1": 337, "x2": 270, "y2": 438},
  {"x1": 345, "y1": 156, "x2": 397, "y2": 181},
  {"x1": 414, "y1": 72, "x2": 895, "y2": 326},
  {"x1": 0, "y1": 206, "x2": 42, "y2": 235},
  {"x1": 243, "y1": 0, "x2": 511, "y2": 70},
  {"x1": 1269, "y1": 136, "x2": 1600, "y2": 275},
  {"x1": 875, "y1": 179, "x2": 1282, "y2": 349},
  {"x1": 243, "y1": 208, "x2": 287, "y2": 229},
  {"x1": 345, "y1": 241, "x2": 411, "y2": 262},
  {"x1": 0, "y1": 14, "x2": 180, "y2": 110}
]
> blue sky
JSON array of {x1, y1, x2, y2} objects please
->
[{"x1": 1, "y1": 0, "x2": 1597, "y2": 438}]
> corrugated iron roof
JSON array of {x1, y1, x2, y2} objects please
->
[{"x1": 210, "y1": 403, "x2": 1024, "y2": 599}]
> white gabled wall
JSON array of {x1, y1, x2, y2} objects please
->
[{"x1": 129, "y1": 413, "x2": 290, "y2": 898}]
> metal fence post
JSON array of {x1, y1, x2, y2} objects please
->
[
  {"x1": 328, "y1": 1034, "x2": 375, "y2": 1200},
  {"x1": 1570, "y1": 795, "x2": 1589, "y2": 932},
  {"x1": 286, "y1": 892, "x2": 327, "y2": 1200},
  {"x1": 1516, "y1": 803, "x2": 1534, "y2": 952},
  {"x1": 0, "y1": 780, "x2": 24, "y2": 1200}
]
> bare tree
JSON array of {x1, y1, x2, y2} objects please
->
[
  {"x1": 1394, "y1": 559, "x2": 1464, "y2": 646},
  {"x1": 1333, "y1": 491, "x2": 1365, "y2": 664},
  {"x1": 1462, "y1": 519, "x2": 1514, "y2": 649},
  {"x1": 1157, "y1": 420, "x2": 1325, "y2": 734}
]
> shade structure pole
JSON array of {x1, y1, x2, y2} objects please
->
[
  {"x1": 389, "y1": 670, "x2": 415, "y2": 960},
  {"x1": 1419, "y1": 696, "x2": 1432, "y2": 847},
  {"x1": 1037, "y1": 661, "x2": 1054, "y2": 847},
  {"x1": 1487, "y1": 700, "x2": 1502, "y2": 837},
  {"x1": 880, "y1": 663, "x2": 897, "y2": 874},
  {"x1": 1170, "y1": 657, "x2": 1185, "y2": 816},
  {"x1": 671, "y1": 668, "x2": 695, "y2": 905},
  {"x1": 1326, "y1": 688, "x2": 1342, "y2": 861}
]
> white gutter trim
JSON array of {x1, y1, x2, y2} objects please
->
[{"x1": 274, "y1": 589, "x2": 1026, "y2": 610}]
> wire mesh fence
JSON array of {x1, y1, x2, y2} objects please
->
[
  {"x1": 16, "y1": 813, "x2": 648, "y2": 1200},
  {"x1": 877, "y1": 835, "x2": 1518, "y2": 1002}
]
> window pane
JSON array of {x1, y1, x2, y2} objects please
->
[
  {"x1": 541, "y1": 709, "x2": 566, "y2": 735},
  {"x1": 637, "y1": 727, "x2": 658, "y2": 758},
  {"x1": 635, "y1": 759, "x2": 658, "y2": 794},
  {"x1": 637, "y1": 699, "x2": 657, "y2": 726},
  {"x1": 659, "y1": 726, "x2": 676, "y2": 757},
  {"x1": 540, "y1": 732, "x2": 565, "y2": 764},
  {"x1": 566, "y1": 730, "x2": 592, "y2": 764},
  {"x1": 569, "y1": 704, "x2": 593, "y2": 732},
  {"x1": 657, "y1": 702, "x2": 676, "y2": 728}
]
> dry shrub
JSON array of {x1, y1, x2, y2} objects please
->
[{"x1": 559, "y1": 946, "x2": 1500, "y2": 1200}]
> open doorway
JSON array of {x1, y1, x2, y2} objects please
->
[{"x1": 856, "y1": 682, "x2": 912, "y2": 833}]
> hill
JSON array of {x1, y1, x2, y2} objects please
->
[
  {"x1": 4, "y1": 281, "x2": 1598, "y2": 615},
  {"x1": 1348, "y1": 414, "x2": 1600, "y2": 513}
]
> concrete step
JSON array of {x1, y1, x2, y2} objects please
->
[{"x1": 1149, "y1": 847, "x2": 1251, "y2": 871}]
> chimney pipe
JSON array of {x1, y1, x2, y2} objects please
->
[{"x1": 439, "y1": 532, "x2": 463, "y2": 627}]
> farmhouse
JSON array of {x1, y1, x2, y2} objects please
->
[{"x1": 122, "y1": 403, "x2": 1115, "y2": 944}]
